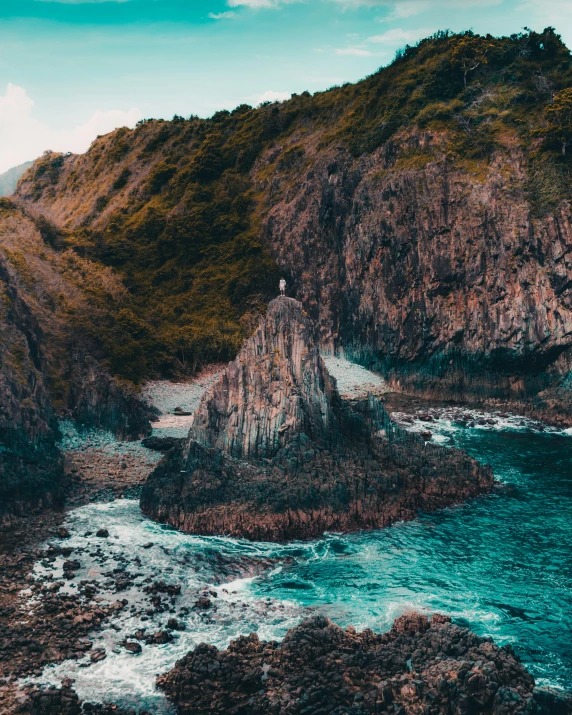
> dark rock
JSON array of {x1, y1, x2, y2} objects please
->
[
  {"x1": 141, "y1": 436, "x2": 183, "y2": 452},
  {"x1": 167, "y1": 618, "x2": 186, "y2": 630},
  {"x1": 146, "y1": 631, "x2": 173, "y2": 645},
  {"x1": 193, "y1": 598, "x2": 212, "y2": 611},
  {"x1": 531, "y1": 687, "x2": 572, "y2": 714},
  {"x1": 122, "y1": 641, "x2": 142, "y2": 654},
  {"x1": 0, "y1": 254, "x2": 64, "y2": 529},
  {"x1": 90, "y1": 648, "x2": 106, "y2": 662},
  {"x1": 142, "y1": 298, "x2": 493, "y2": 541},
  {"x1": 95, "y1": 529, "x2": 109, "y2": 538},
  {"x1": 158, "y1": 612, "x2": 547, "y2": 715}
]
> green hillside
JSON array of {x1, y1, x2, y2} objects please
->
[{"x1": 15, "y1": 28, "x2": 572, "y2": 383}]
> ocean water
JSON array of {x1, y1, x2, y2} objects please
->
[{"x1": 29, "y1": 415, "x2": 572, "y2": 711}]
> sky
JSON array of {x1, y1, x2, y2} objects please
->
[{"x1": 0, "y1": 0, "x2": 571, "y2": 174}]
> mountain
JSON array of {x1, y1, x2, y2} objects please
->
[
  {"x1": 5, "y1": 28, "x2": 572, "y2": 424},
  {"x1": 0, "y1": 161, "x2": 34, "y2": 197}
]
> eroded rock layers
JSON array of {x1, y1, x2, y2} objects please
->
[
  {"x1": 158, "y1": 612, "x2": 566, "y2": 715},
  {"x1": 141, "y1": 297, "x2": 492, "y2": 541}
]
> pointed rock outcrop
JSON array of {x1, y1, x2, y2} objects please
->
[
  {"x1": 141, "y1": 297, "x2": 493, "y2": 541},
  {"x1": 190, "y1": 297, "x2": 336, "y2": 458}
]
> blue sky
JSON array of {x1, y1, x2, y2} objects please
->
[{"x1": 0, "y1": 0, "x2": 570, "y2": 172}]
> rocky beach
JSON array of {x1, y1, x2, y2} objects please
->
[{"x1": 1, "y1": 349, "x2": 571, "y2": 713}]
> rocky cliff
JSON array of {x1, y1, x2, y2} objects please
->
[
  {"x1": 141, "y1": 297, "x2": 492, "y2": 541},
  {"x1": 0, "y1": 202, "x2": 154, "y2": 526},
  {"x1": 190, "y1": 297, "x2": 337, "y2": 458},
  {"x1": 0, "y1": 251, "x2": 64, "y2": 526},
  {"x1": 260, "y1": 134, "x2": 572, "y2": 423},
  {"x1": 158, "y1": 612, "x2": 568, "y2": 715}
]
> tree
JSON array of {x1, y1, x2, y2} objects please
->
[
  {"x1": 544, "y1": 88, "x2": 572, "y2": 155},
  {"x1": 451, "y1": 35, "x2": 495, "y2": 88}
]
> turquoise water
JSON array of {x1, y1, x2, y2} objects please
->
[
  {"x1": 32, "y1": 418, "x2": 572, "y2": 710},
  {"x1": 251, "y1": 425, "x2": 572, "y2": 689}
]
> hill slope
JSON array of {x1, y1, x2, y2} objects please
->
[
  {"x1": 0, "y1": 161, "x2": 34, "y2": 197},
  {"x1": 13, "y1": 27, "x2": 572, "y2": 421}
]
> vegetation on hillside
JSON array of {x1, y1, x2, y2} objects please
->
[{"x1": 18, "y1": 28, "x2": 572, "y2": 383}]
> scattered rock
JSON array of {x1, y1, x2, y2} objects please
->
[
  {"x1": 122, "y1": 641, "x2": 142, "y2": 654},
  {"x1": 90, "y1": 648, "x2": 106, "y2": 663},
  {"x1": 95, "y1": 529, "x2": 109, "y2": 538},
  {"x1": 141, "y1": 436, "x2": 183, "y2": 452}
]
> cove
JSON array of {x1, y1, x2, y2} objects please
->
[{"x1": 30, "y1": 416, "x2": 572, "y2": 711}]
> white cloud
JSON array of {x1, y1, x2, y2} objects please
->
[
  {"x1": 368, "y1": 27, "x2": 435, "y2": 44},
  {"x1": 0, "y1": 83, "x2": 141, "y2": 174},
  {"x1": 208, "y1": 11, "x2": 237, "y2": 19},
  {"x1": 228, "y1": 0, "x2": 277, "y2": 7},
  {"x1": 254, "y1": 90, "x2": 291, "y2": 104},
  {"x1": 336, "y1": 47, "x2": 376, "y2": 56},
  {"x1": 379, "y1": 0, "x2": 429, "y2": 19}
]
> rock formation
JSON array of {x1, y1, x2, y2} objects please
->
[
  {"x1": 141, "y1": 297, "x2": 493, "y2": 541},
  {"x1": 158, "y1": 612, "x2": 567, "y2": 714},
  {"x1": 190, "y1": 297, "x2": 337, "y2": 458},
  {"x1": 0, "y1": 252, "x2": 64, "y2": 527},
  {"x1": 12, "y1": 31, "x2": 572, "y2": 423},
  {"x1": 0, "y1": 206, "x2": 154, "y2": 528}
]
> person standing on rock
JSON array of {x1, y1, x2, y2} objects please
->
[{"x1": 279, "y1": 278, "x2": 286, "y2": 296}]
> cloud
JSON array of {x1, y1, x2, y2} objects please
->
[
  {"x1": 208, "y1": 11, "x2": 237, "y2": 19},
  {"x1": 227, "y1": 0, "x2": 277, "y2": 7},
  {"x1": 368, "y1": 27, "x2": 435, "y2": 44},
  {"x1": 0, "y1": 83, "x2": 141, "y2": 174},
  {"x1": 336, "y1": 47, "x2": 376, "y2": 56},
  {"x1": 254, "y1": 90, "x2": 291, "y2": 104},
  {"x1": 379, "y1": 0, "x2": 429, "y2": 19}
]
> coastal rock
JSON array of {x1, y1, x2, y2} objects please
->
[
  {"x1": 141, "y1": 297, "x2": 493, "y2": 541},
  {"x1": 0, "y1": 206, "x2": 155, "y2": 527},
  {"x1": 190, "y1": 297, "x2": 337, "y2": 458},
  {"x1": 157, "y1": 612, "x2": 543, "y2": 714},
  {"x1": 67, "y1": 352, "x2": 155, "y2": 441}
]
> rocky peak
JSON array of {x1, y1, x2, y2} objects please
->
[{"x1": 190, "y1": 296, "x2": 337, "y2": 459}]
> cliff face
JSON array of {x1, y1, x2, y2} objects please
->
[
  {"x1": 260, "y1": 136, "x2": 572, "y2": 421},
  {"x1": 141, "y1": 298, "x2": 492, "y2": 541},
  {"x1": 0, "y1": 203, "x2": 154, "y2": 526},
  {"x1": 0, "y1": 252, "x2": 63, "y2": 526},
  {"x1": 11, "y1": 30, "x2": 572, "y2": 421}
]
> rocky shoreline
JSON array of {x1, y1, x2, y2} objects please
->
[
  {"x1": 1, "y1": 358, "x2": 571, "y2": 713},
  {"x1": 158, "y1": 612, "x2": 571, "y2": 715}
]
